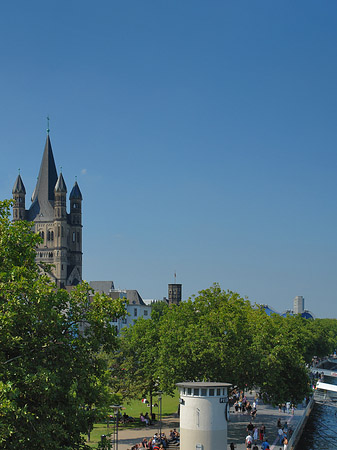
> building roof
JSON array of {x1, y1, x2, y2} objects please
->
[
  {"x1": 12, "y1": 174, "x2": 26, "y2": 194},
  {"x1": 69, "y1": 181, "x2": 82, "y2": 200},
  {"x1": 55, "y1": 173, "x2": 67, "y2": 193},
  {"x1": 28, "y1": 135, "x2": 58, "y2": 221},
  {"x1": 89, "y1": 281, "x2": 115, "y2": 294},
  {"x1": 176, "y1": 382, "x2": 232, "y2": 388}
]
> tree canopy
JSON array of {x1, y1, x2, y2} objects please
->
[
  {"x1": 0, "y1": 200, "x2": 126, "y2": 449},
  {"x1": 113, "y1": 283, "x2": 336, "y2": 406}
]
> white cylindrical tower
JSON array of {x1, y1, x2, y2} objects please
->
[{"x1": 177, "y1": 382, "x2": 232, "y2": 450}]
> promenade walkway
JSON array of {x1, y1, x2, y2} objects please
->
[{"x1": 110, "y1": 392, "x2": 306, "y2": 450}]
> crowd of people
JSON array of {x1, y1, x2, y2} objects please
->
[
  {"x1": 232, "y1": 390, "x2": 258, "y2": 419},
  {"x1": 127, "y1": 429, "x2": 180, "y2": 450},
  {"x1": 238, "y1": 417, "x2": 291, "y2": 450}
]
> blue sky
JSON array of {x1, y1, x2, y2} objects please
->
[{"x1": 1, "y1": 1, "x2": 337, "y2": 318}]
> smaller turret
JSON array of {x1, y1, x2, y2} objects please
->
[
  {"x1": 12, "y1": 174, "x2": 26, "y2": 221},
  {"x1": 69, "y1": 181, "x2": 82, "y2": 225},
  {"x1": 54, "y1": 173, "x2": 67, "y2": 220}
]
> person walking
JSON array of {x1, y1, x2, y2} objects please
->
[
  {"x1": 278, "y1": 427, "x2": 284, "y2": 445},
  {"x1": 245, "y1": 433, "x2": 253, "y2": 450},
  {"x1": 283, "y1": 436, "x2": 288, "y2": 450},
  {"x1": 253, "y1": 426, "x2": 258, "y2": 442}
]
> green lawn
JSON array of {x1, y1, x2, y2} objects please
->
[
  {"x1": 85, "y1": 391, "x2": 179, "y2": 448},
  {"x1": 121, "y1": 390, "x2": 179, "y2": 418}
]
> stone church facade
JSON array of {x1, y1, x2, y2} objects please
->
[{"x1": 12, "y1": 133, "x2": 82, "y2": 288}]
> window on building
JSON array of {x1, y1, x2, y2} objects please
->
[
  {"x1": 187, "y1": 388, "x2": 192, "y2": 395},
  {"x1": 134, "y1": 308, "x2": 137, "y2": 317},
  {"x1": 194, "y1": 388, "x2": 199, "y2": 396},
  {"x1": 144, "y1": 310, "x2": 148, "y2": 316},
  {"x1": 217, "y1": 388, "x2": 221, "y2": 396},
  {"x1": 72, "y1": 232, "x2": 76, "y2": 242},
  {"x1": 201, "y1": 389, "x2": 207, "y2": 396},
  {"x1": 209, "y1": 389, "x2": 214, "y2": 396}
]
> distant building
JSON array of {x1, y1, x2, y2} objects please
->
[
  {"x1": 168, "y1": 283, "x2": 182, "y2": 305},
  {"x1": 12, "y1": 132, "x2": 82, "y2": 288},
  {"x1": 260, "y1": 295, "x2": 314, "y2": 319},
  {"x1": 293, "y1": 295, "x2": 304, "y2": 314},
  {"x1": 89, "y1": 281, "x2": 151, "y2": 333}
]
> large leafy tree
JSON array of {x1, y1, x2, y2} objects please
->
[
  {"x1": 250, "y1": 311, "x2": 312, "y2": 404},
  {"x1": 111, "y1": 316, "x2": 161, "y2": 417},
  {"x1": 0, "y1": 200, "x2": 126, "y2": 449},
  {"x1": 156, "y1": 285, "x2": 254, "y2": 393},
  {"x1": 117, "y1": 284, "x2": 328, "y2": 405}
]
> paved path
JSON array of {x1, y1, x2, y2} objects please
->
[{"x1": 102, "y1": 393, "x2": 305, "y2": 450}]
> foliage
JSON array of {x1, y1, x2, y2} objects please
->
[
  {"x1": 156, "y1": 285, "x2": 254, "y2": 393},
  {"x1": 112, "y1": 282, "x2": 335, "y2": 406},
  {"x1": 0, "y1": 200, "x2": 126, "y2": 449},
  {"x1": 150, "y1": 300, "x2": 168, "y2": 320},
  {"x1": 110, "y1": 316, "x2": 160, "y2": 416}
]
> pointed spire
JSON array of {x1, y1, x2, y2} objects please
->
[
  {"x1": 31, "y1": 135, "x2": 58, "y2": 203},
  {"x1": 12, "y1": 173, "x2": 26, "y2": 195},
  {"x1": 55, "y1": 172, "x2": 67, "y2": 193},
  {"x1": 69, "y1": 180, "x2": 82, "y2": 200},
  {"x1": 28, "y1": 135, "x2": 58, "y2": 221}
]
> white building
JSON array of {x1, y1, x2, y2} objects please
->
[
  {"x1": 177, "y1": 381, "x2": 232, "y2": 450},
  {"x1": 89, "y1": 281, "x2": 152, "y2": 333}
]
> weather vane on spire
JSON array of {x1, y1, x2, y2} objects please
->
[{"x1": 47, "y1": 116, "x2": 50, "y2": 135}]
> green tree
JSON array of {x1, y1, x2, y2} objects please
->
[
  {"x1": 0, "y1": 200, "x2": 126, "y2": 449},
  {"x1": 111, "y1": 316, "x2": 160, "y2": 417},
  {"x1": 156, "y1": 284, "x2": 254, "y2": 393},
  {"x1": 250, "y1": 311, "x2": 312, "y2": 404}
]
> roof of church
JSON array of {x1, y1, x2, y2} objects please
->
[
  {"x1": 55, "y1": 172, "x2": 67, "y2": 193},
  {"x1": 12, "y1": 174, "x2": 26, "y2": 194},
  {"x1": 28, "y1": 135, "x2": 58, "y2": 221},
  {"x1": 69, "y1": 181, "x2": 82, "y2": 200}
]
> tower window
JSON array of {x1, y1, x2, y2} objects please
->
[{"x1": 72, "y1": 232, "x2": 76, "y2": 242}]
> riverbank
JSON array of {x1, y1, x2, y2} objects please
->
[{"x1": 110, "y1": 392, "x2": 308, "y2": 450}]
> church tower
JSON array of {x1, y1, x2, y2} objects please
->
[{"x1": 12, "y1": 131, "x2": 83, "y2": 288}]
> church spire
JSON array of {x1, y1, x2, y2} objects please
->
[
  {"x1": 28, "y1": 134, "x2": 58, "y2": 221},
  {"x1": 12, "y1": 173, "x2": 26, "y2": 195}
]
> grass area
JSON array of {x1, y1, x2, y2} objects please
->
[
  {"x1": 121, "y1": 390, "x2": 179, "y2": 418},
  {"x1": 85, "y1": 391, "x2": 179, "y2": 448}
]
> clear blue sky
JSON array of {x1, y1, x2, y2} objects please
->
[{"x1": 1, "y1": 1, "x2": 336, "y2": 318}]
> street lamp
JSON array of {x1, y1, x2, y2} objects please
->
[
  {"x1": 158, "y1": 392, "x2": 162, "y2": 439},
  {"x1": 110, "y1": 405, "x2": 122, "y2": 450}
]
